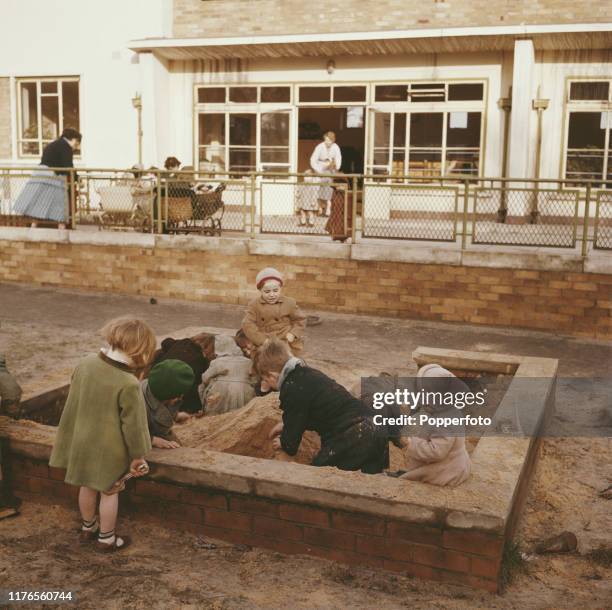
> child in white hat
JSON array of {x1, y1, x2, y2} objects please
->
[{"x1": 241, "y1": 267, "x2": 306, "y2": 358}]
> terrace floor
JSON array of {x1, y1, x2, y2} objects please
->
[{"x1": 0, "y1": 282, "x2": 610, "y2": 609}]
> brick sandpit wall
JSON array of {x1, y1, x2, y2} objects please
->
[
  {"x1": 0, "y1": 229, "x2": 610, "y2": 339},
  {"x1": 10, "y1": 455, "x2": 503, "y2": 592}
]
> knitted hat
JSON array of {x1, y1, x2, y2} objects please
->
[
  {"x1": 256, "y1": 267, "x2": 283, "y2": 290},
  {"x1": 148, "y1": 359, "x2": 195, "y2": 401}
]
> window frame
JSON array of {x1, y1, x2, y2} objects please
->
[
  {"x1": 562, "y1": 77, "x2": 612, "y2": 184},
  {"x1": 16, "y1": 76, "x2": 80, "y2": 159}
]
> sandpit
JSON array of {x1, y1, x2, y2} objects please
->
[{"x1": 175, "y1": 393, "x2": 321, "y2": 465}]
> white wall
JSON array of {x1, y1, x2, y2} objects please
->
[{"x1": 0, "y1": 0, "x2": 171, "y2": 168}]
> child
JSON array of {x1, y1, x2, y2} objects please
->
[
  {"x1": 234, "y1": 329, "x2": 255, "y2": 359},
  {"x1": 397, "y1": 364, "x2": 471, "y2": 487},
  {"x1": 241, "y1": 267, "x2": 306, "y2": 357},
  {"x1": 148, "y1": 337, "x2": 209, "y2": 414},
  {"x1": 255, "y1": 339, "x2": 388, "y2": 474},
  {"x1": 141, "y1": 359, "x2": 195, "y2": 449},
  {"x1": 296, "y1": 170, "x2": 320, "y2": 227},
  {"x1": 49, "y1": 317, "x2": 156, "y2": 551},
  {"x1": 199, "y1": 335, "x2": 257, "y2": 415}
]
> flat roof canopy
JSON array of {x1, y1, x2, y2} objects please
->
[{"x1": 129, "y1": 24, "x2": 612, "y2": 61}]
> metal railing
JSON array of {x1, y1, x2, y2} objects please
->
[{"x1": 0, "y1": 166, "x2": 610, "y2": 254}]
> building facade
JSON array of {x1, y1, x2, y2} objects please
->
[{"x1": 1, "y1": 0, "x2": 611, "y2": 184}]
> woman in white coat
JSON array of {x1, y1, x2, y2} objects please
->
[{"x1": 310, "y1": 131, "x2": 342, "y2": 217}]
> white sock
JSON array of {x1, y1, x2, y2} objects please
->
[{"x1": 98, "y1": 530, "x2": 124, "y2": 546}]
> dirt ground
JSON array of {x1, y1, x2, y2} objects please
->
[{"x1": 0, "y1": 282, "x2": 611, "y2": 609}]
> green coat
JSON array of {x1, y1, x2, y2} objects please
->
[{"x1": 49, "y1": 353, "x2": 152, "y2": 492}]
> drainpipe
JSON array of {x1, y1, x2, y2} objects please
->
[
  {"x1": 132, "y1": 92, "x2": 143, "y2": 165},
  {"x1": 531, "y1": 90, "x2": 549, "y2": 224},
  {"x1": 497, "y1": 94, "x2": 512, "y2": 223}
]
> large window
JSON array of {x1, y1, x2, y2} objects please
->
[
  {"x1": 368, "y1": 81, "x2": 484, "y2": 178},
  {"x1": 17, "y1": 78, "x2": 80, "y2": 157},
  {"x1": 564, "y1": 80, "x2": 612, "y2": 184},
  {"x1": 369, "y1": 110, "x2": 482, "y2": 178},
  {"x1": 197, "y1": 85, "x2": 291, "y2": 175}
]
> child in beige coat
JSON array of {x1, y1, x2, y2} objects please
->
[
  {"x1": 399, "y1": 364, "x2": 472, "y2": 487},
  {"x1": 241, "y1": 267, "x2": 306, "y2": 357}
]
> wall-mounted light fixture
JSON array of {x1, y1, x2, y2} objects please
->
[{"x1": 326, "y1": 59, "x2": 336, "y2": 75}]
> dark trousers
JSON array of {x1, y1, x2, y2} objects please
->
[{"x1": 312, "y1": 418, "x2": 389, "y2": 474}]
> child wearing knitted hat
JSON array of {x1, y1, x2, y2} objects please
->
[
  {"x1": 141, "y1": 359, "x2": 195, "y2": 449},
  {"x1": 241, "y1": 267, "x2": 306, "y2": 357}
]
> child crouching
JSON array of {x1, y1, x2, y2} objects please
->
[
  {"x1": 398, "y1": 364, "x2": 472, "y2": 486},
  {"x1": 255, "y1": 339, "x2": 388, "y2": 474},
  {"x1": 49, "y1": 317, "x2": 156, "y2": 551},
  {"x1": 142, "y1": 359, "x2": 195, "y2": 449}
]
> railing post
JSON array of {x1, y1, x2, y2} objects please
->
[
  {"x1": 156, "y1": 170, "x2": 162, "y2": 234},
  {"x1": 351, "y1": 174, "x2": 358, "y2": 243},
  {"x1": 69, "y1": 168, "x2": 77, "y2": 229},
  {"x1": 581, "y1": 183, "x2": 591, "y2": 257},
  {"x1": 250, "y1": 172, "x2": 256, "y2": 238},
  {"x1": 461, "y1": 178, "x2": 470, "y2": 250}
]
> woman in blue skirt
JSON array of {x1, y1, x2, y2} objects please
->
[{"x1": 14, "y1": 128, "x2": 82, "y2": 229}]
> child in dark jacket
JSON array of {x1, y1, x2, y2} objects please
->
[{"x1": 254, "y1": 339, "x2": 388, "y2": 474}]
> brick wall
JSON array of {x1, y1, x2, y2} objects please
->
[
  {"x1": 0, "y1": 78, "x2": 12, "y2": 159},
  {"x1": 9, "y1": 455, "x2": 504, "y2": 592},
  {"x1": 0, "y1": 239, "x2": 610, "y2": 339},
  {"x1": 172, "y1": 0, "x2": 605, "y2": 39}
]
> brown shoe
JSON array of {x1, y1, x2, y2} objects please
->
[
  {"x1": 79, "y1": 527, "x2": 99, "y2": 543},
  {"x1": 96, "y1": 535, "x2": 132, "y2": 553}
]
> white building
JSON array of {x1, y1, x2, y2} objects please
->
[{"x1": 1, "y1": 0, "x2": 611, "y2": 186}]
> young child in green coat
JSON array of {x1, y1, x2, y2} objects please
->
[{"x1": 50, "y1": 317, "x2": 157, "y2": 552}]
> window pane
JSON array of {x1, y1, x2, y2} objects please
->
[
  {"x1": 566, "y1": 151, "x2": 604, "y2": 180},
  {"x1": 198, "y1": 87, "x2": 226, "y2": 103},
  {"x1": 375, "y1": 85, "x2": 408, "y2": 102},
  {"x1": 229, "y1": 148, "x2": 256, "y2": 172},
  {"x1": 261, "y1": 149, "x2": 289, "y2": 163},
  {"x1": 20, "y1": 142, "x2": 40, "y2": 156},
  {"x1": 570, "y1": 81, "x2": 609, "y2": 101},
  {"x1": 261, "y1": 86, "x2": 290, "y2": 103},
  {"x1": 410, "y1": 83, "x2": 445, "y2": 102},
  {"x1": 229, "y1": 87, "x2": 257, "y2": 103},
  {"x1": 446, "y1": 150, "x2": 479, "y2": 175},
  {"x1": 41, "y1": 81, "x2": 57, "y2": 94},
  {"x1": 446, "y1": 112, "x2": 481, "y2": 147},
  {"x1": 199, "y1": 146, "x2": 226, "y2": 172},
  {"x1": 62, "y1": 81, "x2": 79, "y2": 130},
  {"x1": 373, "y1": 150, "x2": 389, "y2": 165},
  {"x1": 448, "y1": 83, "x2": 484, "y2": 101},
  {"x1": 567, "y1": 112, "x2": 606, "y2": 148},
  {"x1": 299, "y1": 87, "x2": 331, "y2": 103},
  {"x1": 408, "y1": 151, "x2": 442, "y2": 176},
  {"x1": 229, "y1": 114, "x2": 256, "y2": 145},
  {"x1": 410, "y1": 113, "x2": 443, "y2": 147},
  {"x1": 393, "y1": 113, "x2": 406, "y2": 148},
  {"x1": 261, "y1": 112, "x2": 289, "y2": 146},
  {"x1": 199, "y1": 113, "x2": 226, "y2": 145},
  {"x1": 20, "y1": 82, "x2": 38, "y2": 139},
  {"x1": 334, "y1": 86, "x2": 367, "y2": 102},
  {"x1": 373, "y1": 112, "x2": 391, "y2": 148},
  {"x1": 41, "y1": 95, "x2": 59, "y2": 140}
]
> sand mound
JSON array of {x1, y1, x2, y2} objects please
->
[{"x1": 174, "y1": 393, "x2": 321, "y2": 465}]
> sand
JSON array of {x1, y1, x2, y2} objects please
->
[{"x1": 175, "y1": 393, "x2": 321, "y2": 465}]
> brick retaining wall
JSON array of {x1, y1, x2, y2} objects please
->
[
  {"x1": 9, "y1": 455, "x2": 503, "y2": 592},
  {"x1": 0, "y1": 236, "x2": 610, "y2": 339}
]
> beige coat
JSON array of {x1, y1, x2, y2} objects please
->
[
  {"x1": 400, "y1": 435, "x2": 471, "y2": 487},
  {"x1": 242, "y1": 296, "x2": 306, "y2": 356}
]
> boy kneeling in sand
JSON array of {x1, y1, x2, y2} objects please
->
[
  {"x1": 255, "y1": 339, "x2": 388, "y2": 473},
  {"x1": 142, "y1": 359, "x2": 195, "y2": 449}
]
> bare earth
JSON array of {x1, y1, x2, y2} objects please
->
[{"x1": 0, "y1": 283, "x2": 611, "y2": 609}]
